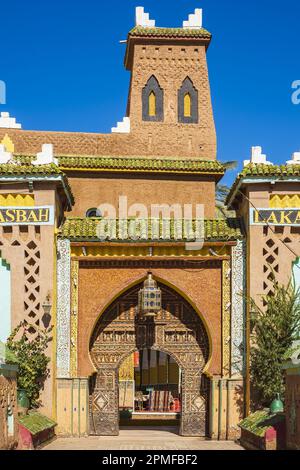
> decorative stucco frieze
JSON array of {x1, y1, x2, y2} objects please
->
[
  {"x1": 57, "y1": 239, "x2": 71, "y2": 378},
  {"x1": 70, "y1": 260, "x2": 79, "y2": 378},
  {"x1": 231, "y1": 240, "x2": 246, "y2": 376},
  {"x1": 222, "y1": 260, "x2": 231, "y2": 377}
]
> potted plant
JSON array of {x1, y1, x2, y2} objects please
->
[{"x1": 17, "y1": 389, "x2": 30, "y2": 416}]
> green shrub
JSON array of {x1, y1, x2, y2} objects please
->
[
  {"x1": 250, "y1": 276, "x2": 300, "y2": 406},
  {"x1": 6, "y1": 322, "x2": 53, "y2": 408}
]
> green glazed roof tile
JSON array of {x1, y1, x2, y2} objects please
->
[
  {"x1": 0, "y1": 163, "x2": 75, "y2": 207},
  {"x1": 0, "y1": 163, "x2": 62, "y2": 176},
  {"x1": 12, "y1": 155, "x2": 225, "y2": 176},
  {"x1": 129, "y1": 26, "x2": 211, "y2": 39},
  {"x1": 18, "y1": 412, "x2": 56, "y2": 436},
  {"x1": 226, "y1": 163, "x2": 300, "y2": 207},
  {"x1": 239, "y1": 410, "x2": 285, "y2": 437},
  {"x1": 58, "y1": 156, "x2": 225, "y2": 175},
  {"x1": 60, "y1": 217, "x2": 244, "y2": 242}
]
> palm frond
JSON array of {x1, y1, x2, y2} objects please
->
[{"x1": 222, "y1": 161, "x2": 238, "y2": 170}]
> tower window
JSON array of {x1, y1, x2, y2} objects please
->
[
  {"x1": 178, "y1": 77, "x2": 198, "y2": 124},
  {"x1": 149, "y1": 91, "x2": 156, "y2": 117},
  {"x1": 184, "y1": 93, "x2": 192, "y2": 117},
  {"x1": 142, "y1": 76, "x2": 164, "y2": 122}
]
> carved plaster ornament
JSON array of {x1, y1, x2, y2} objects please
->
[
  {"x1": 135, "y1": 7, "x2": 155, "y2": 28},
  {"x1": 287, "y1": 152, "x2": 300, "y2": 165},
  {"x1": 244, "y1": 146, "x2": 273, "y2": 167},
  {"x1": 111, "y1": 117, "x2": 130, "y2": 134},
  {"x1": 0, "y1": 112, "x2": 22, "y2": 129},
  {"x1": 183, "y1": 9, "x2": 203, "y2": 29},
  {"x1": 0, "y1": 144, "x2": 12, "y2": 164},
  {"x1": 33, "y1": 144, "x2": 59, "y2": 166}
]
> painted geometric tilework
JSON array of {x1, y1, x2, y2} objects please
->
[
  {"x1": 56, "y1": 239, "x2": 71, "y2": 378},
  {"x1": 231, "y1": 240, "x2": 246, "y2": 376}
]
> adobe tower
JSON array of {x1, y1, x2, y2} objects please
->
[{"x1": 124, "y1": 7, "x2": 217, "y2": 159}]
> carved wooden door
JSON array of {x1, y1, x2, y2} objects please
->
[{"x1": 89, "y1": 283, "x2": 210, "y2": 437}]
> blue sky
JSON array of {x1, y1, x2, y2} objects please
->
[{"x1": 0, "y1": 0, "x2": 299, "y2": 184}]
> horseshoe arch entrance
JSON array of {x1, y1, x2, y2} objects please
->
[{"x1": 89, "y1": 281, "x2": 210, "y2": 437}]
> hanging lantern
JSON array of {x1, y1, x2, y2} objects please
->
[{"x1": 138, "y1": 273, "x2": 162, "y2": 318}]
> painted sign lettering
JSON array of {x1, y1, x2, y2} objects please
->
[
  {"x1": 250, "y1": 208, "x2": 300, "y2": 226},
  {"x1": 0, "y1": 206, "x2": 54, "y2": 226}
]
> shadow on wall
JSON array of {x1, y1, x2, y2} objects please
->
[{"x1": 234, "y1": 384, "x2": 245, "y2": 421}]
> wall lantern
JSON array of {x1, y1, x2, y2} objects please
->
[
  {"x1": 138, "y1": 272, "x2": 162, "y2": 318},
  {"x1": 42, "y1": 294, "x2": 52, "y2": 329}
]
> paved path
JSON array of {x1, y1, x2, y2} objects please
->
[{"x1": 44, "y1": 427, "x2": 244, "y2": 451}]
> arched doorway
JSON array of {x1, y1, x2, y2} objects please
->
[
  {"x1": 89, "y1": 281, "x2": 210, "y2": 437},
  {"x1": 118, "y1": 348, "x2": 182, "y2": 431}
]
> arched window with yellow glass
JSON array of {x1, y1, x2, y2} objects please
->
[
  {"x1": 178, "y1": 77, "x2": 198, "y2": 124},
  {"x1": 184, "y1": 93, "x2": 192, "y2": 118},
  {"x1": 148, "y1": 91, "x2": 156, "y2": 117},
  {"x1": 142, "y1": 76, "x2": 164, "y2": 122}
]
